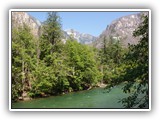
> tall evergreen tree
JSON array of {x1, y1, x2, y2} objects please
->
[
  {"x1": 12, "y1": 25, "x2": 37, "y2": 101},
  {"x1": 40, "y1": 12, "x2": 62, "y2": 57}
]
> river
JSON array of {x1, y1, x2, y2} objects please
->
[{"x1": 12, "y1": 84, "x2": 129, "y2": 109}]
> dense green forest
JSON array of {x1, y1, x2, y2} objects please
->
[{"x1": 12, "y1": 12, "x2": 149, "y2": 108}]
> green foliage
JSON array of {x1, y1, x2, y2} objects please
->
[
  {"x1": 99, "y1": 37, "x2": 127, "y2": 84},
  {"x1": 11, "y1": 11, "x2": 102, "y2": 101},
  {"x1": 12, "y1": 12, "x2": 149, "y2": 109},
  {"x1": 12, "y1": 25, "x2": 37, "y2": 101},
  {"x1": 65, "y1": 40, "x2": 102, "y2": 91},
  {"x1": 120, "y1": 15, "x2": 149, "y2": 108},
  {"x1": 28, "y1": 39, "x2": 102, "y2": 96},
  {"x1": 104, "y1": 15, "x2": 149, "y2": 108},
  {"x1": 41, "y1": 12, "x2": 62, "y2": 55}
]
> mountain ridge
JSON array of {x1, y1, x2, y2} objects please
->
[
  {"x1": 93, "y1": 12, "x2": 148, "y2": 48},
  {"x1": 63, "y1": 29, "x2": 97, "y2": 44},
  {"x1": 12, "y1": 12, "x2": 97, "y2": 44},
  {"x1": 11, "y1": 12, "x2": 148, "y2": 47}
]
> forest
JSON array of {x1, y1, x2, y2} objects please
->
[{"x1": 11, "y1": 12, "x2": 149, "y2": 108}]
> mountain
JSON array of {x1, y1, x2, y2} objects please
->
[
  {"x1": 93, "y1": 12, "x2": 148, "y2": 48},
  {"x1": 11, "y1": 12, "x2": 148, "y2": 47},
  {"x1": 64, "y1": 29, "x2": 97, "y2": 44},
  {"x1": 11, "y1": 12, "x2": 97, "y2": 44},
  {"x1": 11, "y1": 12, "x2": 41, "y2": 37}
]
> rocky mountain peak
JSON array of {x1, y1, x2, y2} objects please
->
[
  {"x1": 64, "y1": 29, "x2": 97, "y2": 44},
  {"x1": 93, "y1": 12, "x2": 148, "y2": 48}
]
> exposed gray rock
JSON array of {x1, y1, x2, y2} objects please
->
[
  {"x1": 11, "y1": 12, "x2": 148, "y2": 48},
  {"x1": 64, "y1": 29, "x2": 97, "y2": 44},
  {"x1": 93, "y1": 12, "x2": 148, "y2": 48},
  {"x1": 12, "y1": 12, "x2": 97, "y2": 44},
  {"x1": 12, "y1": 12, "x2": 41, "y2": 37}
]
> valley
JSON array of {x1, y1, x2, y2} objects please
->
[{"x1": 11, "y1": 11, "x2": 149, "y2": 109}]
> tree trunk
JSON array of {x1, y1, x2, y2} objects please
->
[
  {"x1": 100, "y1": 65, "x2": 104, "y2": 84},
  {"x1": 36, "y1": 39, "x2": 40, "y2": 65},
  {"x1": 22, "y1": 60, "x2": 25, "y2": 98}
]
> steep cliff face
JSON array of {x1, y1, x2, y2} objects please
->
[
  {"x1": 11, "y1": 12, "x2": 41, "y2": 37},
  {"x1": 93, "y1": 12, "x2": 148, "y2": 48}
]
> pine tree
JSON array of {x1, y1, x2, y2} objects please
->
[
  {"x1": 12, "y1": 25, "x2": 37, "y2": 101},
  {"x1": 40, "y1": 12, "x2": 62, "y2": 56}
]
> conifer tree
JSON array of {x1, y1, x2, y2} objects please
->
[
  {"x1": 40, "y1": 12, "x2": 62, "y2": 56},
  {"x1": 12, "y1": 25, "x2": 37, "y2": 101}
]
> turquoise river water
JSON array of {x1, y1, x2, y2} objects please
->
[{"x1": 12, "y1": 84, "x2": 129, "y2": 109}]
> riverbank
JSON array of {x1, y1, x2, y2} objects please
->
[
  {"x1": 12, "y1": 84, "x2": 127, "y2": 109},
  {"x1": 15, "y1": 82, "x2": 107, "y2": 102},
  {"x1": 97, "y1": 83, "x2": 107, "y2": 88}
]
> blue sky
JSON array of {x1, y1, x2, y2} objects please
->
[{"x1": 28, "y1": 11, "x2": 140, "y2": 37}]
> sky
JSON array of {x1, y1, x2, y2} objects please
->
[{"x1": 28, "y1": 11, "x2": 140, "y2": 37}]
